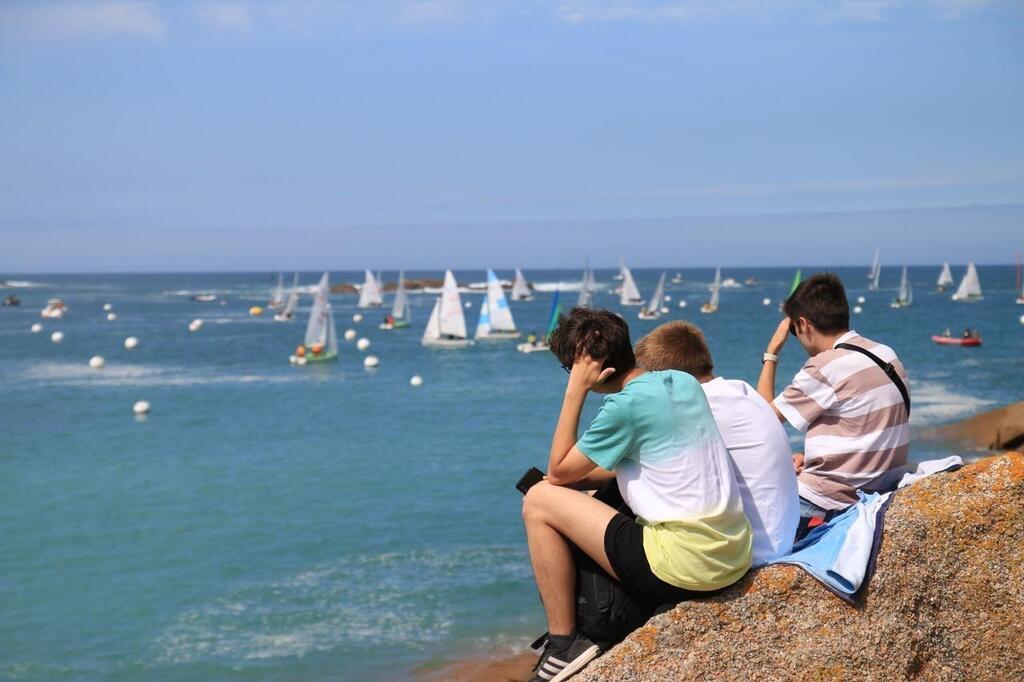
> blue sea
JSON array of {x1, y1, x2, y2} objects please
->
[{"x1": 2, "y1": 266, "x2": 1022, "y2": 681}]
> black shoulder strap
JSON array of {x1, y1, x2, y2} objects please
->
[{"x1": 835, "y1": 343, "x2": 910, "y2": 415}]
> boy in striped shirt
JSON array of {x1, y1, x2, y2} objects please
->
[{"x1": 757, "y1": 273, "x2": 910, "y2": 530}]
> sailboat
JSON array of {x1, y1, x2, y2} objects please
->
[
  {"x1": 475, "y1": 269, "x2": 520, "y2": 340},
  {"x1": 518, "y1": 287, "x2": 562, "y2": 354},
  {"x1": 358, "y1": 270, "x2": 384, "y2": 308},
  {"x1": 700, "y1": 267, "x2": 722, "y2": 314},
  {"x1": 291, "y1": 272, "x2": 338, "y2": 363},
  {"x1": 638, "y1": 272, "x2": 666, "y2": 320},
  {"x1": 268, "y1": 273, "x2": 286, "y2": 310},
  {"x1": 619, "y1": 263, "x2": 643, "y2": 306},
  {"x1": 951, "y1": 262, "x2": 983, "y2": 302},
  {"x1": 577, "y1": 261, "x2": 596, "y2": 308},
  {"x1": 936, "y1": 262, "x2": 954, "y2": 292},
  {"x1": 890, "y1": 266, "x2": 913, "y2": 308},
  {"x1": 1016, "y1": 254, "x2": 1024, "y2": 304},
  {"x1": 867, "y1": 250, "x2": 881, "y2": 291},
  {"x1": 867, "y1": 249, "x2": 880, "y2": 284},
  {"x1": 381, "y1": 270, "x2": 412, "y2": 329},
  {"x1": 274, "y1": 273, "x2": 300, "y2": 322},
  {"x1": 511, "y1": 268, "x2": 534, "y2": 302},
  {"x1": 671, "y1": 272, "x2": 683, "y2": 284},
  {"x1": 422, "y1": 270, "x2": 474, "y2": 348}
]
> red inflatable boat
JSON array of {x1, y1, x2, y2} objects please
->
[{"x1": 932, "y1": 334, "x2": 982, "y2": 347}]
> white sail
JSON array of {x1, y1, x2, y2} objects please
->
[
  {"x1": 270, "y1": 273, "x2": 285, "y2": 307},
  {"x1": 358, "y1": 270, "x2": 384, "y2": 308},
  {"x1": 511, "y1": 268, "x2": 532, "y2": 301},
  {"x1": 439, "y1": 270, "x2": 468, "y2": 338},
  {"x1": 868, "y1": 248, "x2": 880, "y2": 280},
  {"x1": 282, "y1": 273, "x2": 299, "y2": 317},
  {"x1": 619, "y1": 265, "x2": 642, "y2": 305},
  {"x1": 422, "y1": 298, "x2": 442, "y2": 343},
  {"x1": 937, "y1": 262, "x2": 954, "y2": 287},
  {"x1": 644, "y1": 272, "x2": 666, "y2": 315},
  {"x1": 304, "y1": 272, "x2": 337, "y2": 354},
  {"x1": 952, "y1": 262, "x2": 982, "y2": 301},
  {"x1": 391, "y1": 270, "x2": 410, "y2": 321},
  {"x1": 484, "y1": 269, "x2": 516, "y2": 332},
  {"x1": 577, "y1": 262, "x2": 595, "y2": 308},
  {"x1": 474, "y1": 299, "x2": 491, "y2": 339},
  {"x1": 709, "y1": 267, "x2": 721, "y2": 309},
  {"x1": 895, "y1": 266, "x2": 911, "y2": 305}
]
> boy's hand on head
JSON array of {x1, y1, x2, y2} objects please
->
[
  {"x1": 568, "y1": 352, "x2": 615, "y2": 392},
  {"x1": 767, "y1": 318, "x2": 790, "y2": 355}
]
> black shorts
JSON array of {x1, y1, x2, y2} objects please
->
[{"x1": 603, "y1": 512, "x2": 708, "y2": 606}]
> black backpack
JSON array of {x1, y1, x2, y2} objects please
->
[{"x1": 574, "y1": 553, "x2": 656, "y2": 647}]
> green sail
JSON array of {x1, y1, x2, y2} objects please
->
[{"x1": 788, "y1": 268, "x2": 802, "y2": 296}]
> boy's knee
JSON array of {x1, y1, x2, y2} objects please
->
[{"x1": 522, "y1": 480, "x2": 555, "y2": 523}]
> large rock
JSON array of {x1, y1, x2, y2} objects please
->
[
  {"x1": 925, "y1": 401, "x2": 1024, "y2": 451},
  {"x1": 579, "y1": 453, "x2": 1024, "y2": 681}
]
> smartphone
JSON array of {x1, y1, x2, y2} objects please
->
[{"x1": 516, "y1": 467, "x2": 545, "y2": 495}]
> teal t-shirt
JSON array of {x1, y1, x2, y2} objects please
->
[{"x1": 576, "y1": 370, "x2": 752, "y2": 590}]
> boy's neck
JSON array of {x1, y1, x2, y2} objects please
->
[{"x1": 601, "y1": 367, "x2": 646, "y2": 393}]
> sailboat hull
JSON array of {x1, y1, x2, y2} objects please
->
[
  {"x1": 422, "y1": 337, "x2": 475, "y2": 348},
  {"x1": 951, "y1": 295, "x2": 983, "y2": 302},
  {"x1": 637, "y1": 311, "x2": 660, "y2": 320},
  {"x1": 700, "y1": 304, "x2": 718, "y2": 314},
  {"x1": 475, "y1": 330, "x2": 521, "y2": 341}
]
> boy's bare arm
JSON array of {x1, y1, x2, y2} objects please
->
[
  {"x1": 547, "y1": 352, "x2": 614, "y2": 486},
  {"x1": 758, "y1": 318, "x2": 790, "y2": 422}
]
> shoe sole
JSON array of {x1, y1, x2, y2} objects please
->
[{"x1": 549, "y1": 644, "x2": 600, "y2": 682}]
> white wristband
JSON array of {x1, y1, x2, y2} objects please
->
[{"x1": 762, "y1": 352, "x2": 779, "y2": 364}]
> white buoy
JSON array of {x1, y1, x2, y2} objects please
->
[
  {"x1": 853, "y1": 305, "x2": 863, "y2": 314},
  {"x1": 124, "y1": 336, "x2": 139, "y2": 350},
  {"x1": 103, "y1": 303, "x2": 113, "y2": 311},
  {"x1": 31, "y1": 323, "x2": 43, "y2": 333},
  {"x1": 410, "y1": 375, "x2": 423, "y2": 387},
  {"x1": 352, "y1": 313, "x2": 363, "y2": 323},
  {"x1": 660, "y1": 306, "x2": 670, "y2": 314},
  {"x1": 189, "y1": 319, "x2": 203, "y2": 332},
  {"x1": 289, "y1": 355, "x2": 298, "y2": 365},
  {"x1": 464, "y1": 301, "x2": 472, "y2": 308},
  {"x1": 363, "y1": 354, "x2": 379, "y2": 368},
  {"x1": 89, "y1": 355, "x2": 105, "y2": 369},
  {"x1": 344, "y1": 329, "x2": 357, "y2": 341},
  {"x1": 296, "y1": 356, "x2": 308, "y2": 366},
  {"x1": 762, "y1": 298, "x2": 771, "y2": 306},
  {"x1": 678, "y1": 300, "x2": 688, "y2": 309},
  {"x1": 856, "y1": 296, "x2": 866, "y2": 304},
  {"x1": 133, "y1": 400, "x2": 150, "y2": 415},
  {"x1": 1019, "y1": 314, "x2": 1024, "y2": 325},
  {"x1": 357, "y1": 337, "x2": 371, "y2": 351},
  {"x1": 664, "y1": 294, "x2": 672, "y2": 301},
  {"x1": 51, "y1": 331, "x2": 64, "y2": 343},
  {"x1": 106, "y1": 312, "x2": 118, "y2": 321}
]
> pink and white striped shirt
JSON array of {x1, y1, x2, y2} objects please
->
[{"x1": 774, "y1": 330, "x2": 910, "y2": 510}]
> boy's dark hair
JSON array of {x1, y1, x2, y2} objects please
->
[
  {"x1": 783, "y1": 272, "x2": 850, "y2": 334},
  {"x1": 548, "y1": 307, "x2": 635, "y2": 379},
  {"x1": 634, "y1": 321, "x2": 713, "y2": 378}
]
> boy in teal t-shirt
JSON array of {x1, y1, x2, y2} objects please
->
[{"x1": 521, "y1": 308, "x2": 751, "y2": 682}]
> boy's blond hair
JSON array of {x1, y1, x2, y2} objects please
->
[{"x1": 635, "y1": 321, "x2": 714, "y2": 378}]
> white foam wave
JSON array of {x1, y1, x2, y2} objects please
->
[
  {"x1": 16, "y1": 362, "x2": 300, "y2": 388},
  {"x1": 0, "y1": 280, "x2": 46, "y2": 288},
  {"x1": 151, "y1": 546, "x2": 527, "y2": 664},
  {"x1": 909, "y1": 380, "x2": 996, "y2": 426}
]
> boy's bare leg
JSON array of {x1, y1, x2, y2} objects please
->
[{"x1": 522, "y1": 481, "x2": 621, "y2": 634}]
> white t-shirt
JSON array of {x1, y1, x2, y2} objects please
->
[{"x1": 702, "y1": 377, "x2": 800, "y2": 566}]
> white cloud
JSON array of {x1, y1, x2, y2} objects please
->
[
  {"x1": 554, "y1": 0, "x2": 1003, "y2": 24},
  {"x1": 0, "y1": 1, "x2": 164, "y2": 39},
  {"x1": 194, "y1": 2, "x2": 251, "y2": 31}
]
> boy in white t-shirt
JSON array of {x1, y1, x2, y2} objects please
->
[{"x1": 636, "y1": 321, "x2": 800, "y2": 564}]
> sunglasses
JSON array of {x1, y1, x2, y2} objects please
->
[{"x1": 562, "y1": 363, "x2": 572, "y2": 374}]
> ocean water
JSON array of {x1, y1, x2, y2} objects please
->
[{"x1": 1, "y1": 266, "x2": 1021, "y2": 681}]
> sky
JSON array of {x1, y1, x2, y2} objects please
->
[{"x1": 1, "y1": 0, "x2": 1022, "y2": 272}]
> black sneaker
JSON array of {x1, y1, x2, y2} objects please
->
[{"x1": 529, "y1": 633, "x2": 601, "y2": 682}]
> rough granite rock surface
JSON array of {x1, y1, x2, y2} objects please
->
[{"x1": 578, "y1": 453, "x2": 1024, "y2": 681}]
